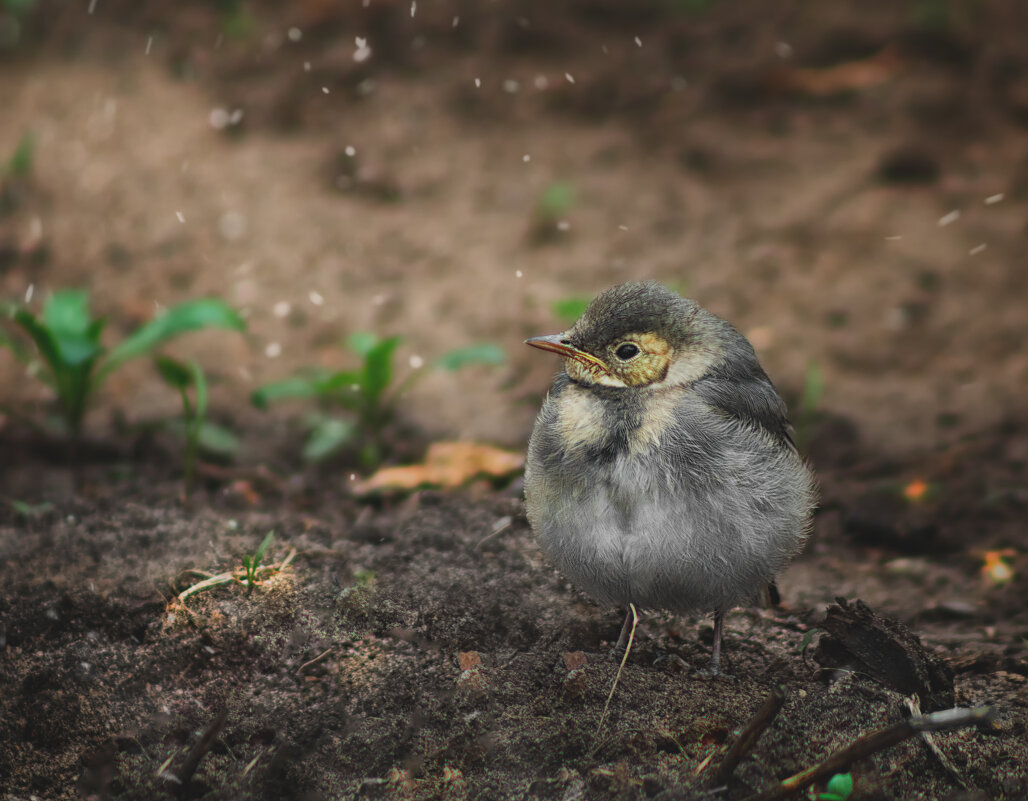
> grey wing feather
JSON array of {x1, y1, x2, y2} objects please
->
[{"x1": 691, "y1": 356, "x2": 796, "y2": 451}]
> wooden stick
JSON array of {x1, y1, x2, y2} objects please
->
[
  {"x1": 711, "y1": 687, "x2": 786, "y2": 785},
  {"x1": 742, "y1": 706, "x2": 995, "y2": 801}
]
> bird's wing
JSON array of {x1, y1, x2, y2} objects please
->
[{"x1": 691, "y1": 359, "x2": 797, "y2": 451}]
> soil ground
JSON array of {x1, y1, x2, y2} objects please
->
[{"x1": 1, "y1": 2, "x2": 1026, "y2": 799}]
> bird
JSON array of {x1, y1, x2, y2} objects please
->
[{"x1": 523, "y1": 281, "x2": 816, "y2": 673}]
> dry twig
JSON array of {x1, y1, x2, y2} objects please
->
[{"x1": 742, "y1": 706, "x2": 995, "y2": 801}]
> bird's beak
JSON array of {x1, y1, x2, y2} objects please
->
[{"x1": 524, "y1": 334, "x2": 609, "y2": 372}]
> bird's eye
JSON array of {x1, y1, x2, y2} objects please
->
[{"x1": 615, "y1": 343, "x2": 640, "y2": 360}]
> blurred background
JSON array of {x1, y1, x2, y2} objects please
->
[{"x1": 1, "y1": 0, "x2": 1026, "y2": 468}]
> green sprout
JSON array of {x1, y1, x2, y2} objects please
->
[
  {"x1": 809, "y1": 773, "x2": 853, "y2": 801},
  {"x1": 252, "y1": 333, "x2": 505, "y2": 467},
  {"x1": 241, "y1": 530, "x2": 274, "y2": 594},
  {"x1": 0, "y1": 289, "x2": 245, "y2": 439},
  {"x1": 177, "y1": 531, "x2": 294, "y2": 604},
  {"x1": 551, "y1": 296, "x2": 591, "y2": 326},
  {"x1": 5, "y1": 132, "x2": 35, "y2": 177},
  {"x1": 155, "y1": 356, "x2": 239, "y2": 500}
]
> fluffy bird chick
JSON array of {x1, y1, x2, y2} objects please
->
[{"x1": 524, "y1": 281, "x2": 816, "y2": 672}]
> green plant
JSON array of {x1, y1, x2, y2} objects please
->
[
  {"x1": 155, "y1": 356, "x2": 239, "y2": 500},
  {"x1": 551, "y1": 296, "x2": 591, "y2": 326},
  {"x1": 808, "y1": 773, "x2": 853, "y2": 801},
  {"x1": 252, "y1": 333, "x2": 505, "y2": 466},
  {"x1": 0, "y1": 289, "x2": 245, "y2": 438},
  {"x1": 4, "y1": 132, "x2": 34, "y2": 177},
  {"x1": 241, "y1": 530, "x2": 274, "y2": 594}
]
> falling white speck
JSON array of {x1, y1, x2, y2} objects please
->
[
  {"x1": 410, "y1": 1, "x2": 416, "y2": 17},
  {"x1": 288, "y1": 27, "x2": 302, "y2": 42},
  {"x1": 474, "y1": 78, "x2": 481, "y2": 88},
  {"x1": 229, "y1": 108, "x2": 244, "y2": 125},
  {"x1": 523, "y1": 154, "x2": 531, "y2": 163},
  {"x1": 354, "y1": 37, "x2": 371, "y2": 62},
  {"x1": 238, "y1": 366, "x2": 252, "y2": 381},
  {"x1": 304, "y1": 61, "x2": 311, "y2": 72},
  {"x1": 176, "y1": 211, "x2": 186, "y2": 223},
  {"x1": 452, "y1": 16, "x2": 460, "y2": 27},
  {"x1": 409, "y1": 354, "x2": 425, "y2": 369},
  {"x1": 308, "y1": 290, "x2": 324, "y2": 306},
  {"x1": 88, "y1": 0, "x2": 98, "y2": 13},
  {"x1": 503, "y1": 79, "x2": 520, "y2": 94},
  {"x1": 565, "y1": 72, "x2": 575, "y2": 84},
  {"x1": 969, "y1": 243, "x2": 987, "y2": 255},
  {"x1": 618, "y1": 225, "x2": 629, "y2": 231},
  {"x1": 372, "y1": 293, "x2": 387, "y2": 306},
  {"x1": 557, "y1": 220, "x2": 571, "y2": 231},
  {"x1": 265, "y1": 342, "x2": 282, "y2": 359},
  {"x1": 534, "y1": 74, "x2": 549, "y2": 90},
  {"x1": 984, "y1": 193, "x2": 1004, "y2": 205},
  {"x1": 273, "y1": 301, "x2": 291, "y2": 318},
  {"x1": 322, "y1": 87, "x2": 330, "y2": 94},
  {"x1": 349, "y1": 473, "x2": 357, "y2": 481},
  {"x1": 885, "y1": 235, "x2": 902, "y2": 241},
  {"x1": 601, "y1": 44, "x2": 609, "y2": 55},
  {"x1": 145, "y1": 35, "x2": 153, "y2": 55},
  {"x1": 25, "y1": 284, "x2": 34, "y2": 303},
  {"x1": 937, "y1": 210, "x2": 960, "y2": 227},
  {"x1": 634, "y1": 36, "x2": 642, "y2": 47},
  {"x1": 218, "y1": 211, "x2": 247, "y2": 241},
  {"x1": 775, "y1": 41, "x2": 793, "y2": 58},
  {"x1": 345, "y1": 145, "x2": 356, "y2": 157},
  {"x1": 515, "y1": 270, "x2": 523, "y2": 278},
  {"x1": 209, "y1": 107, "x2": 231, "y2": 129}
]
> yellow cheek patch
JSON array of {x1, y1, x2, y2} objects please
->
[{"x1": 614, "y1": 333, "x2": 672, "y2": 387}]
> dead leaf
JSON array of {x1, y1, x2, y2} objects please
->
[
  {"x1": 564, "y1": 651, "x2": 588, "y2": 671},
  {"x1": 458, "y1": 651, "x2": 483, "y2": 671},
  {"x1": 353, "y1": 441, "x2": 524, "y2": 494},
  {"x1": 769, "y1": 46, "x2": 901, "y2": 97}
]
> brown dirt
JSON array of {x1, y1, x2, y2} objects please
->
[{"x1": 1, "y1": 2, "x2": 1027, "y2": 799}]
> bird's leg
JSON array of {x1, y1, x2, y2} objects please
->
[
  {"x1": 709, "y1": 610, "x2": 725, "y2": 674},
  {"x1": 614, "y1": 608, "x2": 635, "y2": 654}
]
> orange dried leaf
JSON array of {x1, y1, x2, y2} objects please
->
[
  {"x1": 903, "y1": 479, "x2": 930, "y2": 502},
  {"x1": 458, "y1": 651, "x2": 483, "y2": 671},
  {"x1": 981, "y1": 549, "x2": 1016, "y2": 584},
  {"x1": 354, "y1": 441, "x2": 524, "y2": 494},
  {"x1": 564, "y1": 651, "x2": 588, "y2": 671},
  {"x1": 770, "y1": 46, "x2": 901, "y2": 96}
]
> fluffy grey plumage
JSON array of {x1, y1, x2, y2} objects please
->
[{"x1": 524, "y1": 281, "x2": 816, "y2": 668}]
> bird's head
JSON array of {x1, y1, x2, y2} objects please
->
[{"x1": 526, "y1": 281, "x2": 731, "y2": 389}]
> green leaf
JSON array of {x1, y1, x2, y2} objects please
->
[
  {"x1": 43, "y1": 290, "x2": 92, "y2": 336},
  {"x1": 252, "y1": 530, "x2": 275, "y2": 567},
  {"x1": 190, "y1": 360, "x2": 208, "y2": 423},
  {"x1": 155, "y1": 354, "x2": 193, "y2": 389},
  {"x1": 6, "y1": 132, "x2": 36, "y2": 177},
  {"x1": 551, "y1": 296, "x2": 590, "y2": 325},
  {"x1": 346, "y1": 331, "x2": 382, "y2": 359},
  {"x1": 251, "y1": 376, "x2": 323, "y2": 409},
  {"x1": 361, "y1": 335, "x2": 401, "y2": 404},
  {"x1": 436, "y1": 343, "x2": 507, "y2": 370},
  {"x1": 823, "y1": 773, "x2": 853, "y2": 800},
  {"x1": 100, "y1": 298, "x2": 245, "y2": 380},
  {"x1": 12, "y1": 308, "x2": 62, "y2": 383},
  {"x1": 537, "y1": 181, "x2": 576, "y2": 219},
  {"x1": 302, "y1": 417, "x2": 357, "y2": 462},
  {"x1": 197, "y1": 421, "x2": 239, "y2": 456}
]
